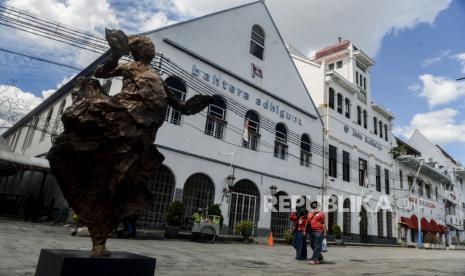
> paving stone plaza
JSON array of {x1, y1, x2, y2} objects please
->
[{"x1": 1, "y1": 219, "x2": 465, "y2": 276}]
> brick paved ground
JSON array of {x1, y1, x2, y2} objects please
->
[{"x1": 1, "y1": 219, "x2": 465, "y2": 275}]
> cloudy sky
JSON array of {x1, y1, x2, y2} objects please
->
[{"x1": 1, "y1": 0, "x2": 465, "y2": 161}]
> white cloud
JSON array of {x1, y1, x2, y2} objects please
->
[
  {"x1": 0, "y1": 85, "x2": 43, "y2": 129},
  {"x1": 395, "y1": 108, "x2": 465, "y2": 144},
  {"x1": 416, "y1": 74, "x2": 465, "y2": 107},
  {"x1": 138, "y1": 11, "x2": 177, "y2": 32},
  {"x1": 454, "y1": 52, "x2": 465, "y2": 74},
  {"x1": 407, "y1": 83, "x2": 421, "y2": 92},
  {"x1": 422, "y1": 49, "x2": 450, "y2": 67}
]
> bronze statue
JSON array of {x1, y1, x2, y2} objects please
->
[{"x1": 47, "y1": 29, "x2": 217, "y2": 257}]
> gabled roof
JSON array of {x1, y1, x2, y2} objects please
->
[{"x1": 436, "y1": 145, "x2": 458, "y2": 166}]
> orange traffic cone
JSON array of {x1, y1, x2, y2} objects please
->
[{"x1": 268, "y1": 232, "x2": 274, "y2": 247}]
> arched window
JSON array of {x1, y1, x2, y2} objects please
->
[
  {"x1": 329, "y1": 88, "x2": 335, "y2": 109},
  {"x1": 205, "y1": 96, "x2": 227, "y2": 139},
  {"x1": 337, "y1": 93, "x2": 343, "y2": 114},
  {"x1": 343, "y1": 199, "x2": 351, "y2": 236},
  {"x1": 384, "y1": 124, "x2": 388, "y2": 142},
  {"x1": 300, "y1": 134, "x2": 312, "y2": 167},
  {"x1": 274, "y1": 123, "x2": 288, "y2": 160},
  {"x1": 363, "y1": 110, "x2": 367, "y2": 129},
  {"x1": 250, "y1": 24, "x2": 265, "y2": 60},
  {"x1": 165, "y1": 76, "x2": 187, "y2": 125},
  {"x1": 242, "y1": 110, "x2": 260, "y2": 150},
  {"x1": 344, "y1": 98, "x2": 350, "y2": 118},
  {"x1": 377, "y1": 210, "x2": 384, "y2": 238},
  {"x1": 327, "y1": 195, "x2": 338, "y2": 234},
  {"x1": 373, "y1": 117, "x2": 378, "y2": 135},
  {"x1": 357, "y1": 106, "x2": 362, "y2": 125},
  {"x1": 379, "y1": 120, "x2": 383, "y2": 138},
  {"x1": 181, "y1": 173, "x2": 215, "y2": 229}
]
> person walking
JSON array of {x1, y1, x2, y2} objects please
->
[
  {"x1": 289, "y1": 205, "x2": 309, "y2": 260},
  {"x1": 308, "y1": 201, "x2": 326, "y2": 265}
]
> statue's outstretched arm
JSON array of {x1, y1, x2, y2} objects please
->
[
  {"x1": 94, "y1": 29, "x2": 129, "y2": 79},
  {"x1": 164, "y1": 81, "x2": 219, "y2": 115}
]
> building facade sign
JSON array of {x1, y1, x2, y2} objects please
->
[
  {"x1": 192, "y1": 65, "x2": 303, "y2": 125},
  {"x1": 345, "y1": 125, "x2": 382, "y2": 151}
]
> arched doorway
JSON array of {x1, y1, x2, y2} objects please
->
[
  {"x1": 138, "y1": 165, "x2": 175, "y2": 228},
  {"x1": 327, "y1": 195, "x2": 338, "y2": 234},
  {"x1": 343, "y1": 198, "x2": 351, "y2": 236},
  {"x1": 228, "y1": 179, "x2": 260, "y2": 235},
  {"x1": 270, "y1": 191, "x2": 290, "y2": 239},
  {"x1": 360, "y1": 206, "x2": 368, "y2": 243},
  {"x1": 181, "y1": 173, "x2": 215, "y2": 229}
]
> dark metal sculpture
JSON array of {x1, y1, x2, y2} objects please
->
[{"x1": 47, "y1": 29, "x2": 217, "y2": 257}]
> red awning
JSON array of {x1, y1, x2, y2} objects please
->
[
  {"x1": 410, "y1": 215, "x2": 419, "y2": 230},
  {"x1": 421, "y1": 218, "x2": 431, "y2": 232},
  {"x1": 429, "y1": 219, "x2": 440, "y2": 233},
  {"x1": 439, "y1": 225, "x2": 449, "y2": 234},
  {"x1": 399, "y1": 217, "x2": 414, "y2": 228}
]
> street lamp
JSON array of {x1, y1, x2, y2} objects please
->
[
  {"x1": 269, "y1": 185, "x2": 277, "y2": 196},
  {"x1": 226, "y1": 174, "x2": 236, "y2": 190}
]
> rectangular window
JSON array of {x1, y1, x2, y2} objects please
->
[
  {"x1": 329, "y1": 88, "x2": 335, "y2": 109},
  {"x1": 363, "y1": 77, "x2": 366, "y2": 90},
  {"x1": 425, "y1": 184, "x2": 431, "y2": 199},
  {"x1": 408, "y1": 176, "x2": 414, "y2": 192},
  {"x1": 384, "y1": 169, "x2": 390, "y2": 194},
  {"x1": 337, "y1": 93, "x2": 343, "y2": 114},
  {"x1": 435, "y1": 186, "x2": 438, "y2": 200},
  {"x1": 345, "y1": 99, "x2": 350, "y2": 119},
  {"x1": 376, "y1": 165, "x2": 381, "y2": 192},
  {"x1": 359, "y1": 158, "x2": 367, "y2": 187},
  {"x1": 343, "y1": 151, "x2": 350, "y2": 182},
  {"x1": 328, "y1": 63, "x2": 334, "y2": 71},
  {"x1": 329, "y1": 145, "x2": 337, "y2": 178},
  {"x1": 418, "y1": 180, "x2": 423, "y2": 196},
  {"x1": 336, "y1": 61, "x2": 343, "y2": 68},
  {"x1": 356, "y1": 71, "x2": 359, "y2": 84},
  {"x1": 399, "y1": 170, "x2": 403, "y2": 190}
]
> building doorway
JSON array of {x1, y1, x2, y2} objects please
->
[
  {"x1": 359, "y1": 206, "x2": 368, "y2": 243},
  {"x1": 270, "y1": 191, "x2": 290, "y2": 239},
  {"x1": 228, "y1": 180, "x2": 260, "y2": 235},
  {"x1": 181, "y1": 173, "x2": 215, "y2": 229},
  {"x1": 138, "y1": 165, "x2": 175, "y2": 229}
]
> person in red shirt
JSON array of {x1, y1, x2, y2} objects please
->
[
  {"x1": 308, "y1": 201, "x2": 326, "y2": 264},
  {"x1": 289, "y1": 205, "x2": 309, "y2": 260}
]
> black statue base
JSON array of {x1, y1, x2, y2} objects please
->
[{"x1": 35, "y1": 249, "x2": 156, "y2": 276}]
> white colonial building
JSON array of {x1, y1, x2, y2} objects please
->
[
  {"x1": 406, "y1": 130, "x2": 465, "y2": 245},
  {"x1": 393, "y1": 136, "x2": 450, "y2": 247},
  {"x1": 291, "y1": 40, "x2": 399, "y2": 244},
  {"x1": 1, "y1": 1, "x2": 324, "y2": 237}
]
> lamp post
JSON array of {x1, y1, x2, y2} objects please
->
[
  {"x1": 269, "y1": 185, "x2": 277, "y2": 196},
  {"x1": 226, "y1": 175, "x2": 236, "y2": 191}
]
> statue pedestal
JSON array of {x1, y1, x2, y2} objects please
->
[{"x1": 35, "y1": 249, "x2": 156, "y2": 276}]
